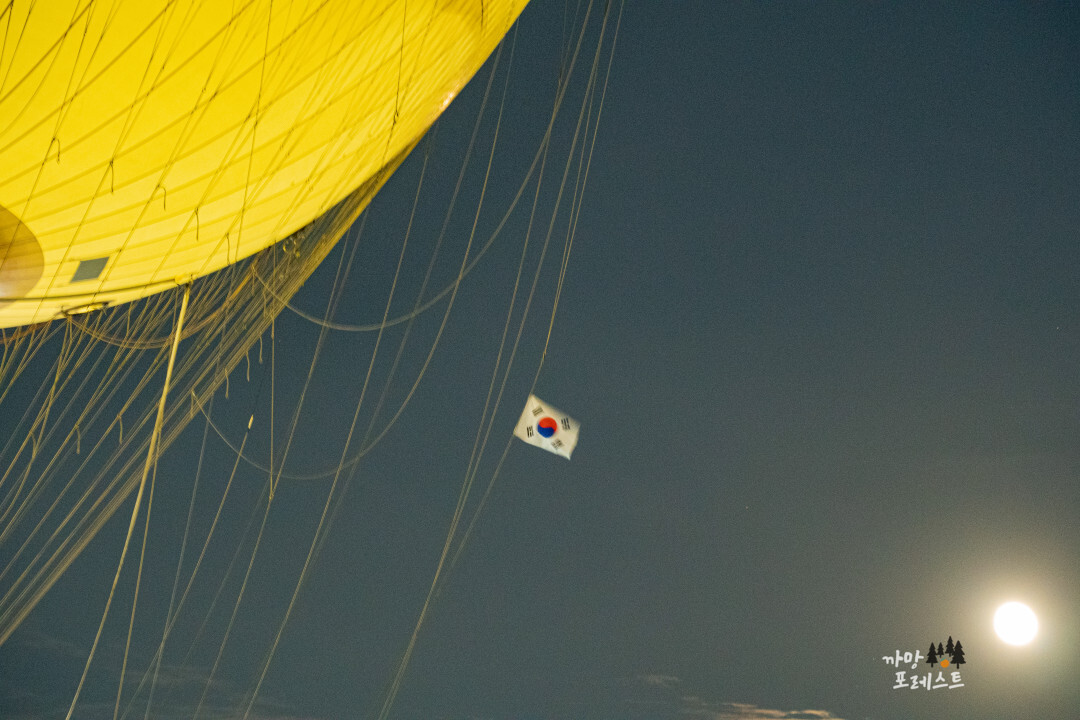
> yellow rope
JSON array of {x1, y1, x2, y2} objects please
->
[{"x1": 64, "y1": 284, "x2": 191, "y2": 720}]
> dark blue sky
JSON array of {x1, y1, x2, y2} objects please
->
[{"x1": 3, "y1": 2, "x2": 1079, "y2": 719}]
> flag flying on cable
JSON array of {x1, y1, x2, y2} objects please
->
[{"x1": 513, "y1": 394, "x2": 579, "y2": 459}]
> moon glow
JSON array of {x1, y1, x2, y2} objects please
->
[{"x1": 994, "y1": 602, "x2": 1038, "y2": 645}]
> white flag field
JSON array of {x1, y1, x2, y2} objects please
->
[{"x1": 513, "y1": 394, "x2": 580, "y2": 459}]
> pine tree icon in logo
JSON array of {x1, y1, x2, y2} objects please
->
[{"x1": 952, "y1": 641, "x2": 966, "y2": 666}]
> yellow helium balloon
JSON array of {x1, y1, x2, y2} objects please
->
[{"x1": 0, "y1": 0, "x2": 528, "y2": 328}]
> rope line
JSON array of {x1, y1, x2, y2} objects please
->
[{"x1": 64, "y1": 283, "x2": 190, "y2": 720}]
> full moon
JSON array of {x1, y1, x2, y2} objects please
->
[{"x1": 994, "y1": 602, "x2": 1038, "y2": 645}]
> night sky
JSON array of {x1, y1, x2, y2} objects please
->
[{"x1": 3, "y1": 2, "x2": 1079, "y2": 719}]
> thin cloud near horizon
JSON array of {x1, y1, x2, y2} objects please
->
[{"x1": 635, "y1": 674, "x2": 847, "y2": 720}]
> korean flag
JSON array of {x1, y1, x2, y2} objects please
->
[{"x1": 513, "y1": 394, "x2": 579, "y2": 459}]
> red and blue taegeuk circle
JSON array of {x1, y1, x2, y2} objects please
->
[{"x1": 537, "y1": 417, "x2": 558, "y2": 438}]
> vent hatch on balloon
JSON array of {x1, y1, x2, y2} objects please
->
[{"x1": 71, "y1": 257, "x2": 110, "y2": 283}]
